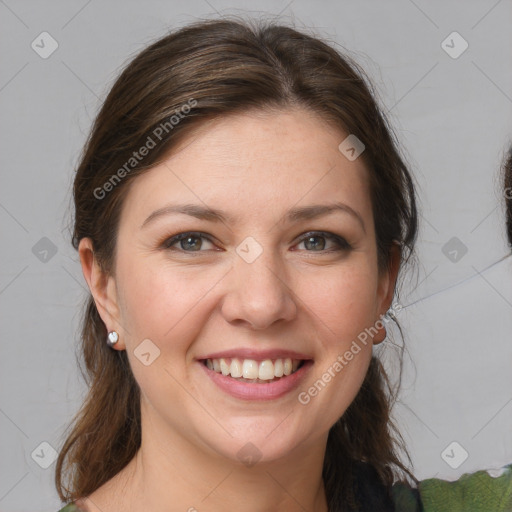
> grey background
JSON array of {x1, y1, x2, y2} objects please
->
[{"x1": 1, "y1": 0, "x2": 511, "y2": 510}]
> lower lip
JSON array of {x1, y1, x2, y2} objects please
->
[{"x1": 199, "y1": 361, "x2": 313, "y2": 401}]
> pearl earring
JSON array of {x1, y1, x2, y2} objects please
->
[{"x1": 107, "y1": 331, "x2": 119, "y2": 347}]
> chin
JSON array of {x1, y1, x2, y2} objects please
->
[{"x1": 200, "y1": 414, "x2": 318, "y2": 466}]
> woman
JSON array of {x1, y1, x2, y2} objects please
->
[{"x1": 55, "y1": 18, "x2": 512, "y2": 512}]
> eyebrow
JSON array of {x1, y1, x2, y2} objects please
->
[{"x1": 140, "y1": 201, "x2": 366, "y2": 232}]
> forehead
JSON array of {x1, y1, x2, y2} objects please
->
[{"x1": 119, "y1": 108, "x2": 372, "y2": 228}]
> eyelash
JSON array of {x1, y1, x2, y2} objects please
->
[{"x1": 161, "y1": 231, "x2": 352, "y2": 254}]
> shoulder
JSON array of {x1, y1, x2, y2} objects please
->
[
  {"x1": 392, "y1": 463, "x2": 512, "y2": 512},
  {"x1": 57, "y1": 500, "x2": 88, "y2": 512}
]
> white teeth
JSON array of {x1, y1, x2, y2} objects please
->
[
  {"x1": 283, "y1": 358, "x2": 292, "y2": 376},
  {"x1": 220, "y1": 358, "x2": 230, "y2": 375},
  {"x1": 258, "y1": 359, "x2": 275, "y2": 380},
  {"x1": 242, "y1": 359, "x2": 259, "y2": 379},
  {"x1": 274, "y1": 359, "x2": 284, "y2": 377},
  {"x1": 230, "y1": 358, "x2": 243, "y2": 378},
  {"x1": 205, "y1": 357, "x2": 303, "y2": 380}
]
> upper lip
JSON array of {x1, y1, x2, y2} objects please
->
[{"x1": 197, "y1": 348, "x2": 313, "y2": 361}]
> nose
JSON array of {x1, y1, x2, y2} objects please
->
[{"x1": 220, "y1": 247, "x2": 298, "y2": 330}]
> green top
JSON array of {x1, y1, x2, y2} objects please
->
[
  {"x1": 56, "y1": 463, "x2": 512, "y2": 511},
  {"x1": 392, "y1": 464, "x2": 512, "y2": 511}
]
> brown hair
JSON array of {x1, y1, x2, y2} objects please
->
[{"x1": 56, "y1": 17, "x2": 419, "y2": 510}]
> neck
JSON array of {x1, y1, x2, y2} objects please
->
[{"x1": 99, "y1": 405, "x2": 329, "y2": 512}]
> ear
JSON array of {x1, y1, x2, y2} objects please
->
[
  {"x1": 78, "y1": 237, "x2": 125, "y2": 350},
  {"x1": 373, "y1": 242, "x2": 401, "y2": 344}
]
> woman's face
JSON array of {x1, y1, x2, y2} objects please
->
[{"x1": 84, "y1": 108, "x2": 396, "y2": 465}]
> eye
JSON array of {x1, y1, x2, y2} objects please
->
[
  {"x1": 294, "y1": 231, "x2": 351, "y2": 252},
  {"x1": 162, "y1": 232, "x2": 216, "y2": 252},
  {"x1": 161, "y1": 230, "x2": 352, "y2": 254}
]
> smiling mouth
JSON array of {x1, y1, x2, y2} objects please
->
[{"x1": 202, "y1": 357, "x2": 305, "y2": 383}]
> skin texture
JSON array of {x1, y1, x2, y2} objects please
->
[{"x1": 78, "y1": 107, "x2": 399, "y2": 512}]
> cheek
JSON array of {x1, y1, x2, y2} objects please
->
[
  {"x1": 116, "y1": 262, "x2": 216, "y2": 409},
  {"x1": 295, "y1": 268, "x2": 376, "y2": 433},
  {"x1": 299, "y1": 261, "x2": 379, "y2": 345},
  {"x1": 292, "y1": 261, "x2": 378, "y2": 417},
  {"x1": 118, "y1": 260, "x2": 223, "y2": 357}
]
